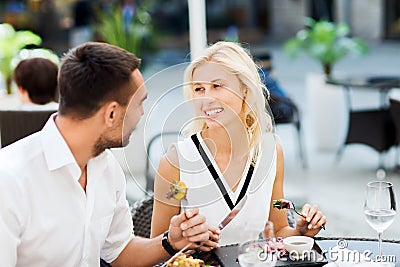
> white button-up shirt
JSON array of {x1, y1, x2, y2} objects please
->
[{"x1": 0, "y1": 115, "x2": 133, "y2": 266}]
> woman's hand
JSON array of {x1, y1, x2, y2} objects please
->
[
  {"x1": 196, "y1": 226, "x2": 221, "y2": 252},
  {"x1": 295, "y1": 204, "x2": 327, "y2": 237}
]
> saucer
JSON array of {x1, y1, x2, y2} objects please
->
[
  {"x1": 287, "y1": 251, "x2": 315, "y2": 261},
  {"x1": 288, "y1": 253, "x2": 306, "y2": 261}
]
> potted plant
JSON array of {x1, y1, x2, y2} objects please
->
[
  {"x1": 12, "y1": 48, "x2": 60, "y2": 67},
  {"x1": 283, "y1": 17, "x2": 368, "y2": 79},
  {"x1": 95, "y1": 2, "x2": 157, "y2": 63},
  {"x1": 283, "y1": 18, "x2": 368, "y2": 151},
  {"x1": 0, "y1": 23, "x2": 42, "y2": 94}
]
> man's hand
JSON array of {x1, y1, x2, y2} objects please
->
[
  {"x1": 197, "y1": 225, "x2": 221, "y2": 252},
  {"x1": 167, "y1": 208, "x2": 215, "y2": 250}
]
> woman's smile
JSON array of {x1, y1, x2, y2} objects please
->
[{"x1": 204, "y1": 107, "x2": 224, "y2": 118}]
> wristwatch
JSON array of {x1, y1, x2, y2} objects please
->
[{"x1": 162, "y1": 230, "x2": 179, "y2": 255}]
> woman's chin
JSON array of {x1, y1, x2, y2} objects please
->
[{"x1": 205, "y1": 120, "x2": 225, "y2": 130}]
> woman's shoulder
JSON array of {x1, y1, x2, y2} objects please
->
[
  {"x1": 157, "y1": 144, "x2": 180, "y2": 183},
  {"x1": 175, "y1": 133, "x2": 200, "y2": 154},
  {"x1": 159, "y1": 132, "x2": 199, "y2": 167},
  {"x1": 160, "y1": 144, "x2": 179, "y2": 167}
]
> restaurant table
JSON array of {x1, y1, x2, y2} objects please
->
[
  {"x1": 315, "y1": 237, "x2": 400, "y2": 266},
  {"x1": 206, "y1": 237, "x2": 400, "y2": 266},
  {"x1": 114, "y1": 237, "x2": 400, "y2": 267},
  {"x1": 326, "y1": 76, "x2": 400, "y2": 167}
]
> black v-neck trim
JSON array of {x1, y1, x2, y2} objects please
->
[{"x1": 191, "y1": 134, "x2": 254, "y2": 210}]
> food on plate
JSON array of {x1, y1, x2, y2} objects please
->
[{"x1": 166, "y1": 254, "x2": 206, "y2": 267}]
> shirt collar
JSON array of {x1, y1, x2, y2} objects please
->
[
  {"x1": 40, "y1": 114, "x2": 80, "y2": 179},
  {"x1": 40, "y1": 114, "x2": 109, "y2": 180}
]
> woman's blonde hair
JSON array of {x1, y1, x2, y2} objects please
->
[{"x1": 183, "y1": 41, "x2": 274, "y2": 156}]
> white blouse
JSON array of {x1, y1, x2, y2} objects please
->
[{"x1": 176, "y1": 132, "x2": 277, "y2": 245}]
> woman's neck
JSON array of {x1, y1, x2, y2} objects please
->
[{"x1": 202, "y1": 122, "x2": 249, "y2": 159}]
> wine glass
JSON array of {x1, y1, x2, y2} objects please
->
[
  {"x1": 238, "y1": 221, "x2": 277, "y2": 267},
  {"x1": 364, "y1": 181, "x2": 397, "y2": 257}
]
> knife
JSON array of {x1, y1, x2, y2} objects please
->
[
  {"x1": 161, "y1": 195, "x2": 248, "y2": 266},
  {"x1": 218, "y1": 194, "x2": 248, "y2": 230}
]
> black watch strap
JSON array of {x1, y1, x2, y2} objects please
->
[{"x1": 162, "y1": 231, "x2": 179, "y2": 255}]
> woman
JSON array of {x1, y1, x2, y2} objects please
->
[{"x1": 151, "y1": 42, "x2": 326, "y2": 247}]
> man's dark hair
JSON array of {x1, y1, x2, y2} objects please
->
[
  {"x1": 13, "y1": 58, "x2": 59, "y2": 105},
  {"x1": 58, "y1": 42, "x2": 141, "y2": 119}
]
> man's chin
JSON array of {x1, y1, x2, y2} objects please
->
[
  {"x1": 121, "y1": 131, "x2": 133, "y2": 147},
  {"x1": 93, "y1": 138, "x2": 125, "y2": 157},
  {"x1": 121, "y1": 139, "x2": 130, "y2": 147}
]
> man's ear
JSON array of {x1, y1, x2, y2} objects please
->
[{"x1": 104, "y1": 101, "x2": 119, "y2": 127}]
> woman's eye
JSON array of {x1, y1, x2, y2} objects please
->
[
  {"x1": 194, "y1": 87, "x2": 203, "y2": 92},
  {"x1": 213, "y1": 83, "x2": 222, "y2": 88}
]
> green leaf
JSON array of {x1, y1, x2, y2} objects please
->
[
  {"x1": 282, "y1": 17, "x2": 368, "y2": 76},
  {"x1": 95, "y1": 3, "x2": 156, "y2": 58},
  {"x1": 0, "y1": 23, "x2": 42, "y2": 84}
]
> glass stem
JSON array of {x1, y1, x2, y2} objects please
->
[{"x1": 377, "y1": 231, "x2": 383, "y2": 258}]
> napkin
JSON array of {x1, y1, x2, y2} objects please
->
[{"x1": 323, "y1": 246, "x2": 394, "y2": 267}]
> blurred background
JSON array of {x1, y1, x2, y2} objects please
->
[
  {"x1": 0, "y1": 0, "x2": 400, "y2": 240},
  {"x1": 0, "y1": 0, "x2": 399, "y2": 54}
]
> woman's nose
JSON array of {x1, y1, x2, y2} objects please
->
[
  {"x1": 203, "y1": 85, "x2": 216, "y2": 98},
  {"x1": 202, "y1": 89, "x2": 217, "y2": 103}
]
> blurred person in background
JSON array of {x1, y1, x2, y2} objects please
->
[
  {"x1": 37, "y1": 0, "x2": 62, "y2": 49},
  {"x1": 257, "y1": 53, "x2": 295, "y2": 123},
  {"x1": 13, "y1": 58, "x2": 59, "y2": 110},
  {"x1": 70, "y1": 0, "x2": 94, "y2": 47},
  {"x1": 122, "y1": 0, "x2": 136, "y2": 34}
]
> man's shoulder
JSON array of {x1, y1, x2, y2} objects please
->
[
  {"x1": 102, "y1": 149, "x2": 125, "y2": 175},
  {"x1": 104, "y1": 149, "x2": 120, "y2": 164},
  {"x1": 0, "y1": 133, "x2": 43, "y2": 175}
]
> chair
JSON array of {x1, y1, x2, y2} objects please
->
[
  {"x1": 265, "y1": 91, "x2": 308, "y2": 169},
  {"x1": 256, "y1": 52, "x2": 307, "y2": 168},
  {"x1": 130, "y1": 195, "x2": 154, "y2": 238},
  {"x1": 0, "y1": 110, "x2": 55, "y2": 148},
  {"x1": 336, "y1": 108, "x2": 396, "y2": 168},
  {"x1": 390, "y1": 98, "x2": 400, "y2": 167}
]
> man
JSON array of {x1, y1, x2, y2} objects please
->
[{"x1": 0, "y1": 42, "x2": 216, "y2": 266}]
